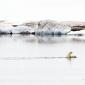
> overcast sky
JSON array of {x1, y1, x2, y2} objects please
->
[{"x1": 0, "y1": 0, "x2": 85, "y2": 23}]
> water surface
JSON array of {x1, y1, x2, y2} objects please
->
[{"x1": 0, "y1": 35, "x2": 85, "y2": 85}]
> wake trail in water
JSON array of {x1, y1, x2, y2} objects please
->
[{"x1": 0, "y1": 56, "x2": 77, "y2": 60}]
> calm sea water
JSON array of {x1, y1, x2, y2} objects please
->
[{"x1": 0, "y1": 34, "x2": 85, "y2": 85}]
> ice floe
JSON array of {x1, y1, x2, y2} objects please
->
[{"x1": 0, "y1": 20, "x2": 85, "y2": 35}]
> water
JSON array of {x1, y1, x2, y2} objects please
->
[{"x1": 0, "y1": 34, "x2": 85, "y2": 85}]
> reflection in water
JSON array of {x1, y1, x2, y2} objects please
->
[
  {"x1": 12, "y1": 35, "x2": 67, "y2": 44},
  {"x1": 0, "y1": 34, "x2": 85, "y2": 44},
  {"x1": 71, "y1": 38, "x2": 85, "y2": 43}
]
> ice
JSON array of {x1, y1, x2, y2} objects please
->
[
  {"x1": 37, "y1": 20, "x2": 71, "y2": 33},
  {"x1": 1, "y1": 20, "x2": 85, "y2": 35}
]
